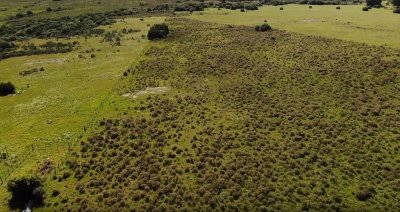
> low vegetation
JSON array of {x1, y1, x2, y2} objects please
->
[
  {"x1": 1, "y1": 1, "x2": 400, "y2": 211},
  {"x1": 41, "y1": 18, "x2": 400, "y2": 211}
]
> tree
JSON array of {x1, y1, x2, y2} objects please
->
[
  {"x1": 7, "y1": 177, "x2": 45, "y2": 209},
  {"x1": 393, "y1": 0, "x2": 400, "y2": 7},
  {"x1": 0, "y1": 82, "x2": 16, "y2": 96},
  {"x1": 366, "y1": 0, "x2": 382, "y2": 7},
  {"x1": 147, "y1": 24, "x2": 170, "y2": 40}
]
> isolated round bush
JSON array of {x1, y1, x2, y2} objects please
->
[
  {"x1": 309, "y1": 6, "x2": 313, "y2": 8},
  {"x1": 261, "y1": 23, "x2": 272, "y2": 31},
  {"x1": 0, "y1": 82, "x2": 16, "y2": 96},
  {"x1": 336, "y1": 6, "x2": 341, "y2": 9},
  {"x1": 147, "y1": 23, "x2": 170, "y2": 40},
  {"x1": 394, "y1": 8, "x2": 400, "y2": 13},
  {"x1": 280, "y1": 7, "x2": 284, "y2": 10},
  {"x1": 362, "y1": 6, "x2": 369, "y2": 11},
  {"x1": 7, "y1": 177, "x2": 45, "y2": 209},
  {"x1": 255, "y1": 23, "x2": 272, "y2": 32}
]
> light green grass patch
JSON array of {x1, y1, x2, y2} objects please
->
[
  {"x1": 0, "y1": 17, "x2": 165, "y2": 209},
  {"x1": 189, "y1": 5, "x2": 400, "y2": 49}
]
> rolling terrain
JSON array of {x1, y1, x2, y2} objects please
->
[
  {"x1": 0, "y1": 1, "x2": 400, "y2": 211},
  {"x1": 46, "y1": 18, "x2": 400, "y2": 211}
]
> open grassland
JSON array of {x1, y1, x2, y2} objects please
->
[
  {"x1": 40, "y1": 18, "x2": 400, "y2": 211},
  {"x1": 189, "y1": 4, "x2": 400, "y2": 48},
  {"x1": 0, "y1": 17, "x2": 165, "y2": 210}
]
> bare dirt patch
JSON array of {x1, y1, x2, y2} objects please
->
[
  {"x1": 122, "y1": 87, "x2": 169, "y2": 99},
  {"x1": 24, "y1": 58, "x2": 66, "y2": 66}
]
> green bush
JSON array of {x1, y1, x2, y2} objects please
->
[
  {"x1": 256, "y1": 23, "x2": 272, "y2": 32},
  {"x1": 147, "y1": 24, "x2": 170, "y2": 40},
  {"x1": 362, "y1": 6, "x2": 369, "y2": 11},
  {"x1": 0, "y1": 82, "x2": 15, "y2": 96},
  {"x1": 394, "y1": 8, "x2": 400, "y2": 13},
  {"x1": 7, "y1": 177, "x2": 45, "y2": 209}
]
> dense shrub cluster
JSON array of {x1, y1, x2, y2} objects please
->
[
  {"x1": 301, "y1": 0, "x2": 340, "y2": 5},
  {"x1": 394, "y1": 8, "x2": 400, "y2": 13},
  {"x1": 0, "y1": 13, "x2": 114, "y2": 41},
  {"x1": 103, "y1": 8, "x2": 138, "y2": 17},
  {"x1": 0, "y1": 39, "x2": 14, "y2": 51},
  {"x1": 147, "y1": 24, "x2": 170, "y2": 40},
  {"x1": 0, "y1": 82, "x2": 15, "y2": 96},
  {"x1": 174, "y1": 2, "x2": 207, "y2": 11},
  {"x1": 216, "y1": 2, "x2": 260, "y2": 10},
  {"x1": 0, "y1": 41, "x2": 77, "y2": 60},
  {"x1": 366, "y1": 0, "x2": 382, "y2": 6},
  {"x1": 51, "y1": 19, "x2": 400, "y2": 211},
  {"x1": 19, "y1": 67, "x2": 45, "y2": 76}
]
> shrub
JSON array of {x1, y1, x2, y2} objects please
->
[
  {"x1": 336, "y1": 6, "x2": 341, "y2": 9},
  {"x1": 7, "y1": 177, "x2": 45, "y2": 209},
  {"x1": 356, "y1": 187, "x2": 375, "y2": 201},
  {"x1": 255, "y1": 23, "x2": 272, "y2": 32},
  {"x1": 394, "y1": 8, "x2": 400, "y2": 13},
  {"x1": 362, "y1": 6, "x2": 369, "y2": 11},
  {"x1": 280, "y1": 7, "x2": 284, "y2": 10},
  {"x1": 147, "y1": 24, "x2": 169, "y2": 40},
  {"x1": 0, "y1": 82, "x2": 15, "y2": 96},
  {"x1": 309, "y1": 6, "x2": 313, "y2": 8}
]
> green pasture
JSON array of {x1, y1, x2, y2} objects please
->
[
  {"x1": 189, "y1": 4, "x2": 400, "y2": 48},
  {"x1": 0, "y1": 17, "x2": 165, "y2": 210}
]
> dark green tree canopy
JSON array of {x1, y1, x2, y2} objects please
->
[
  {"x1": 393, "y1": 0, "x2": 400, "y2": 7},
  {"x1": 366, "y1": 0, "x2": 382, "y2": 6},
  {"x1": 147, "y1": 23, "x2": 170, "y2": 40},
  {"x1": 0, "y1": 82, "x2": 16, "y2": 96},
  {"x1": 7, "y1": 177, "x2": 45, "y2": 209}
]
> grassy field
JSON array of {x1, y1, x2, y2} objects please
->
[
  {"x1": 37, "y1": 18, "x2": 400, "y2": 211},
  {"x1": 189, "y1": 4, "x2": 400, "y2": 48},
  {"x1": 1, "y1": 2, "x2": 400, "y2": 211},
  {"x1": 0, "y1": 16, "x2": 165, "y2": 210}
]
